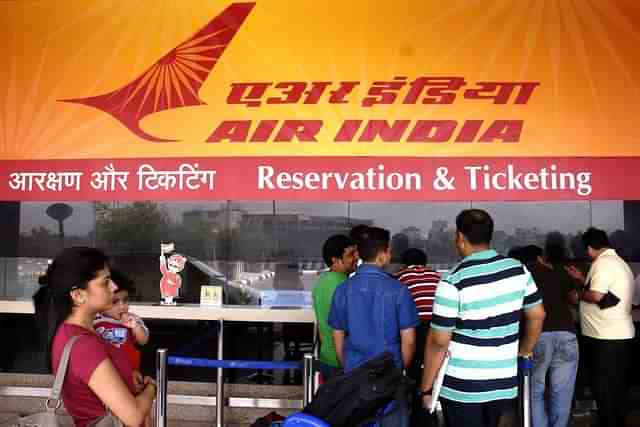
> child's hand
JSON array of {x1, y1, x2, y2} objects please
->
[
  {"x1": 121, "y1": 313, "x2": 139, "y2": 329},
  {"x1": 123, "y1": 312, "x2": 150, "y2": 345}
]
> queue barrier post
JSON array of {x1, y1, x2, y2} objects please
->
[
  {"x1": 155, "y1": 348, "x2": 168, "y2": 427},
  {"x1": 216, "y1": 319, "x2": 224, "y2": 427},
  {"x1": 156, "y1": 348, "x2": 316, "y2": 426},
  {"x1": 302, "y1": 353, "x2": 314, "y2": 407}
]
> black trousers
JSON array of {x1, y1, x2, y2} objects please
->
[
  {"x1": 584, "y1": 336, "x2": 632, "y2": 427},
  {"x1": 440, "y1": 398, "x2": 510, "y2": 427}
]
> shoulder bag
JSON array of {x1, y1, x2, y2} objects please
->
[{"x1": 2, "y1": 335, "x2": 123, "y2": 427}]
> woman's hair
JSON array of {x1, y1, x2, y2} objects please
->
[{"x1": 33, "y1": 247, "x2": 110, "y2": 369}]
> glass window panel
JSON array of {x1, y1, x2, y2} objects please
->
[
  {"x1": 348, "y1": 202, "x2": 470, "y2": 270},
  {"x1": 6, "y1": 202, "x2": 95, "y2": 299},
  {"x1": 96, "y1": 202, "x2": 230, "y2": 303},
  {"x1": 591, "y1": 201, "x2": 639, "y2": 261},
  {"x1": 473, "y1": 202, "x2": 591, "y2": 259},
  {"x1": 591, "y1": 201, "x2": 624, "y2": 233},
  {"x1": 228, "y1": 202, "x2": 348, "y2": 293}
]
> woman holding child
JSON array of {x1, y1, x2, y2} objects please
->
[{"x1": 33, "y1": 247, "x2": 156, "y2": 427}]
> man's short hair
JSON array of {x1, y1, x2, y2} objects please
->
[
  {"x1": 402, "y1": 248, "x2": 427, "y2": 266},
  {"x1": 349, "y1": 224, "x2": 369, "y2": 248},
  {"x1": 322, "y1": 234, "x2": 355, "y2": 267},
  {"x1": 581, "y1": 227, "x2": 611, "y2": 250},
  {"x1": 521, "y1": 245, "x2": 543, "y2": 265},
  {"x1": 357, "y1": 227, "x2": 390, "y2": 262},
  {"x1": 456, "y1": 209, "x2": 494, "y2": 245}
]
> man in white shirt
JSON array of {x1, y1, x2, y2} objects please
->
[{"x1": 566, "y1": 227, "x2": 635, "y2": 427}]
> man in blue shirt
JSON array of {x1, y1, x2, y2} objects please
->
[{"x1": 329, "y1": 226, "x2": 419, "y2": 426}]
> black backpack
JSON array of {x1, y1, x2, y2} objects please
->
[{"x1": 303, "y1": 352, "x2": 414, "y2": 427}]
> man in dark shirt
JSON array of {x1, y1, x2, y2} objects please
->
[{"x1": 518, "y1": 245, "x2": 578, "y2": 427}]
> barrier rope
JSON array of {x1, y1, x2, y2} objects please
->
[{"x1": 168, "y1": 356, "x2": 302, "y2": 370}]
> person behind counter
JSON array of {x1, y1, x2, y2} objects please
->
[{"x1": 33, "y1": 247, "x2": 156, "y2": 427}]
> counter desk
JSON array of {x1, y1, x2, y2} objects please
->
[{"x1": 0, "y1": 299, "x2": 316, "y2": 323}]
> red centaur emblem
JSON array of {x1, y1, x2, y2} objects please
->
[{"x1": 60, "y1": 3, "x2": 255, "y2": 142}]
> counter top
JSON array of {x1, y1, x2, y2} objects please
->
[{"x1": 0, "y1": 299, "x2": 316, "y2": 323}]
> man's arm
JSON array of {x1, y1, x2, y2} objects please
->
[
  {"x1": 565, "y1": 264, "x2": 607, "y2": 304},
  {"x1": 420, "y1": 328, "x2": 451, "y2": 393},
  {"x1": 332, "y1": 330, "x2": 346, "y2": 367},
  {"x1": 567, "y1": 283, "x2": 606, "y2": 305},
  {"x1": 396, "y1": 284, "x2": 419, "y2": 370},
  {"x1": 328, "y1": 285, "x2": 348, "y2": 367},
  {"x1": 578, "y1": 289, "x2": 605, "y2": 303},
  {"x1": 399, "y1": 327, "x2": 416, "y2": 369},
  {"x1": 519, "y1": 303, "x2": 546, "y2": 356}
]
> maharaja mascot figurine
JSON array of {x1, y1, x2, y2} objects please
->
[{"x1": 159, "y1": 243, "x2": 186, "y2": 305}]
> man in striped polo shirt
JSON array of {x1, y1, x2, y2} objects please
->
[{"x1": 420, "y1": 209, "x2": 546, "y2": 427}]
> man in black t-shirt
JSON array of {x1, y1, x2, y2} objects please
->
[{"x1": 518, "y1": 245, "x2": 578, "y2": 427}]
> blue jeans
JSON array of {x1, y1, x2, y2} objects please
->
[{"x1": 531, "y1": 331, "x2": 579, "y2": 427}]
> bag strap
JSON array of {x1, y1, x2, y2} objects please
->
[{"x1": 50, "y1": 334, "x2": 82, "y2": 400}]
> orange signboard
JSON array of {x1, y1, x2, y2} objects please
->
[
  {"x1": 1, "y1": 0, "x2": 639, "y2": 160},
  {"x1": 1, "y1": 1, "x2": 639, "y2": 201}
]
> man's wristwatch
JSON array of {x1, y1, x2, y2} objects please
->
[{"x1": 417, "y1": 388, "x2": 433, "y2": 397}]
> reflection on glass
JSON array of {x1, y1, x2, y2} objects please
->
[
  {"x1": 19, "y1": 202, "x2": 94, "y2": 258},
  {"x1": 591, "y1": 201, "x2": 640, "y2": 261},
  {"x1": 349, "y1": 202, "x2": 470, "y2": 269},
  {"x1": 228, "y1": 202, "x2": 349, "y2": 293},
  {"x1": 474, "y1": 202, "x2": 591, "y2": 259},
  {"x1": 4, "y1": 199, "x2": 640, "y2": 382},
  {"x1": 100, "y1": 202, "x2": 231, "y2": 303},
  {"x1": 591, "y1": 201, "x2": 624, "y2": 232},
  {"x1": 4, "y1": 200, "x2": 640, "y2": 300}
]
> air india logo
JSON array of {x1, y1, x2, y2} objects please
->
[{"x1": 60, "y1": 3, "x2": 255, "y2": 142}]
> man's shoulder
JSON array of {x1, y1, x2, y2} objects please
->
[
  {"x1": 396, "y1": 265, "x2": 440, "y2": 277},
  {"x1": 448, "y1": 254, "x2": 526, "y2": 287},
  {"x1": 592, "y1": 253, "x2": 633, "y2": 280},
  {"x1": 383, "y1": 274, "x2": 411, "y2": 294},
  {"x1": 351, "y1": 269, "x2": 405, "y2": 291},
  {"x1": 598, "y1": 251, "x2": 630, "y2": 268},
  {"x1": 315, "y1": 271, "x2": 346, "y2": 288}
]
